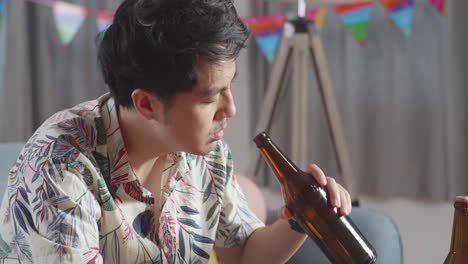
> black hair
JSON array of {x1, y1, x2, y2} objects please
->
[{"x1": 98, "y1": 0, "x2": 249, "y2": 108}]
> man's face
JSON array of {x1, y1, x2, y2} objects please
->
[{"x1": 158, "y1": 59, "x2": 237, "y2": 155}]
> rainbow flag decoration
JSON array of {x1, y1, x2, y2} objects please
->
[
  {"x1": 96, "y1": 10, "x2": 114, "y2": 33},
  {"x1": 242, "y1": 14, "x2": 286, "y2": 63},
  {"x1": 335, "y1": 1, "x2": 372, "y2": 47},
  {"x1": 380, "y1": 0, "x2": 414, "y2": 36},
  {"x1": 243, "y1": 8, "x2": 326, "y2": 63},
  {"x1": 0, "y1": 0, "x2": 5, "y2": 32},
  {"x1": 305, "y1": 7, "x2": 327, "y2": 31},
  {"x1": 53, "y1": 1, "x2": 88, "y2": 49},
  {"x1": 428, "y1": 0, "x2": 446, "y2": 15}
]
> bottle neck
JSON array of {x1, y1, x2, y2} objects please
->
[
  {"x1": 255, "y1": 134, "x2": 299, "y2": 184},
  {"x1": 449, "y1": 199, "x2": 468, "y2": 253}
]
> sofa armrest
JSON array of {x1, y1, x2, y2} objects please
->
[{"x1": 266, "y1": 207, "x2": 403, "y2": 264}]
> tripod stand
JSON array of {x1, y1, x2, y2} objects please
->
[{"x1": 250, "y1": 14, "x2": 357, "y2": 199}]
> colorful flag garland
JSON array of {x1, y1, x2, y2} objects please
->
[
  {"x1": 243, "y1": 8, "x2": 326, "y2": 63},
  {"x1": 0, "y1": 0, "x2": 448, "y2": 60},
  {"x1": 379, "y1": 0, "x2": 415, "y2": 36},
  {"x1": 335, "y1": 1, "x2": 373, "y2": 47},
  {"x1": 0, "y1": 0, "x2": 5, "y2": 32},
  {"x1": 305, "y1": 7, "x2": 327, "y2": 31},
  {"x1": 428, "y1": 0, "x2": 446, "y2": 15},
  {"x1": 242, "y1": 14, "x2": 286, "y2": 63},
  {"x1": 96, "y1": 10, "x2": 114, "y2": 33},
  {"x1": 53, "y1": 1, "x2": 87, "y2": 49}
]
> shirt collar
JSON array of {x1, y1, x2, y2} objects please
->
[{"x1": 100, "y1": 94, "x2": 137, "y2": 185}]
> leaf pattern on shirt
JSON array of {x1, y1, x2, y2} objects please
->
[
  {"x1": 0, "y1": 95, "x2": 265, "y2": 263},
  {"x1": 57, "y1": 117, "x2": 97, "y2": 150},
  {"x1": 0, "y1": 234, "x2": 12, "y2": 258},
  {"x1": 97, "y1": 178, "x2": 116, "y2": 211}
]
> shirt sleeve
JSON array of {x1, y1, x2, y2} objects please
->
[
  {"x1": 7, "y1": 156, "x2": 103, "y2": 263},
  {"x1": 214, "y1": 143, "x2": 265, "y2": 248}
]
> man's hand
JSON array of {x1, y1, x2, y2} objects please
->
[{"x1": 279, "y1": 163, "x2": 352, "y2": 219}]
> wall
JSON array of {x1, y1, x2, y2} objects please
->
[{"x1": 223, "y1": 0, "x2": 253, "y2": 175}]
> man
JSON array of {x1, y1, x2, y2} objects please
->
[{"x1": 0, "y1": 0, "x2": 352, "y2": 263}]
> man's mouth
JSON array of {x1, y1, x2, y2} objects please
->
[{"x1": 212, "y1": 123, "x2": 227, "y2": 140}]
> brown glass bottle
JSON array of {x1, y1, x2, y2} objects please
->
[
  {"x1": 444, "y1": 196, "x2": 468, "y2": 264},
  {"x1": 254, "y1": 132, "x2": 376, "y2": 264}
]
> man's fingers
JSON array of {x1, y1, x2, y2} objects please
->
[
  {"x1": 326, "y1": 177, "x2": 340, "y2": 208},
  {"x1": 339, "y1": 187, "x2": 350, "y2": 215},
  {"x1": 308, "y1": 164, "x2": 326, "y2": 186}
]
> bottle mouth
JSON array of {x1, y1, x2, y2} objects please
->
[
  {"x1": 253, "y1": 132, "x2": 271, "y2": 148},
  {"x1": 454, "y1": 196, "x2": 468, "y2": 208}
]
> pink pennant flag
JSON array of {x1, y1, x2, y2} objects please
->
[
  {"x1": 53, "y1": 1, "x2": 88, "y2": 50},
  {"x1": 96, "y1": 10, "x2": 114, "y2": 33},
  {"x1": 305, "y1": 7, "x2": 327, "y2": 31},
  {"x1": 428, "y1": 0, "x2": 446, "y2": 15}
]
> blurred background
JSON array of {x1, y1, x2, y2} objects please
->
[{"x1": 0, "y1": 0, "x2": 466, "y2": 263}]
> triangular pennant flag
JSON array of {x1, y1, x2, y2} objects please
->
[
  {"x1": 380, "y1": 0, "x2": 414, "y2": 36},
  {"x1": 256, "y1": 27, "x2": 282, "y2": 63},
  {"x1": 53, "y1": 1, "x2": 88, "y2": 49},
  {"x1": 242, "y1": 14, "x2": 286, "y2": 63},
  {"x1": 335, "y1": 1, "x2": 373, "y2": 47},
  {"x1": 428, "y1": 0, "x2": 446, "y2": 15},
  {"x1": 305, "y1": 7, "x2": 327, "y2": 31},
  {"x1": 242, "y1": 14, "x2": 286, "y2": 36},
  {"x1": 96, "y1": 10, "x2": 114, "y2": 33},
  {"x1": 0, "y1": 0, "x2": 5, "y2": 32}
]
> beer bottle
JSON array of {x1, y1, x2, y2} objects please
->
[
  {"x1": 444, "y1": 196, "x2": 468, "y2": 264},
  {"x1": 254, "y1": 132, "x2": 377, "y2": 264}
]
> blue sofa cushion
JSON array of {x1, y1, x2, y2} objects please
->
[{"x1": 0, "y1": 143, "x2": 24, "y2": 194}]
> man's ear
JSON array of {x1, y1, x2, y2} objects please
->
[{"x1": 131, "y1": 89, "x2": 162, "y2": 121}]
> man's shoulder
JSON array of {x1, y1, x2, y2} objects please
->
[
  {"x1": 19, "y1": 95, "x2": 111, "y2": 165},
  {"x1": 36, "y1": 95, "x2": 109, "y2": 146}
]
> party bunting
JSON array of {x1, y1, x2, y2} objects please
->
[
  {"x1": 0, "y1": 0, "x2": 447, "y2": 54},
  {"x1": 428, "y1": 0, "x2": 445, "y2": 15},
  {"x1": 242, "y1": 14, "x2": 286, "y2": 63},
  {"x1": 335, "y1": 1, "x2": 373, "y2": 47},
  {"x1": 243, "y1": 8, "x2": 327, "y2": 63},
  {"x1": 0, "y1": 0, "x2": 5, "y2": 32},
  {"x1": 256, "y1": 28, "x2": 283, "y2": 63},
  {"x1": 96, "y1": 10, "x2": 114, "y2": 33},
  {"x1": 305, "y1": 7, "x2": 327, "y2": 31},
  {"x1": 380, "y1": 0, "x2": 414, "y2": 36},
  {"x1": 53, "y1": 1, "x2": 87, "y2": 49}
]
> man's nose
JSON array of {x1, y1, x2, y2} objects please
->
[
  {"x1": 224, "y1": 89, "x2": 236, "y2": 118},
  {"x1": 215, "y1": 89, "x2": 236, "y2": 120}
]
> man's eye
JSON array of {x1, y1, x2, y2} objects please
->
[{"x1": 203, "y1": 99, "x2": 216, "y2": 104}]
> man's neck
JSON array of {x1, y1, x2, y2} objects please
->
[{"x1": 117, "y1": 106, "x2": 167, "y2": 190}]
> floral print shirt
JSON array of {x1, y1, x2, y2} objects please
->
[{"x1": 0, "y1": 94, "x2": 264, "y2": 263}]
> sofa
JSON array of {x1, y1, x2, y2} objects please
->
[{"x1": 0, "y1": 143, "x2": 403, "y2": 263}]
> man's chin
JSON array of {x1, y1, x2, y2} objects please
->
[{"x1": 190, "y1": 142, "x2": 218, "y2": 156}]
